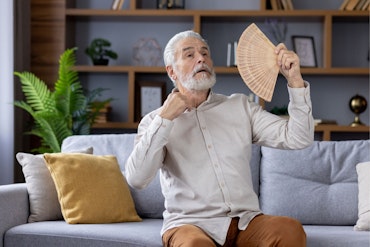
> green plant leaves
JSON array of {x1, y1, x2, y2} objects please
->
[
  {"x1": 85, "y1": 38, "x2": 118, "y2": 63},
  {"x1": 14, "y1": 71, "x2": 55, "y2": 113},
  {"x1": 14, "y1": 48, "x2": 111, "y2": 153}
]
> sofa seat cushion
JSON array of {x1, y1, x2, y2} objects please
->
[
  {"x1": 4, "y1": 219, "x2": 163, "y2": 247},
  {"x1": 259, "y1": 140, "x2": 370, "y2": 225},
  {"x1": 303, "y1": 225, "x2": 370, "y2": 247}
]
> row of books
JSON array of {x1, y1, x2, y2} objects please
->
[
  {"x1": 111, "y1": 0, "x2": 125, "y2": 10},
  {"x1": 269, "y1": 0, "x2": 294, "y2": 10},
  {"x1": 340, "y1": 0, "x2": 370, "y2": 10}
]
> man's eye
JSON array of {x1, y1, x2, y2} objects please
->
[{"x1": 186, "y1": 53, "x2": 193, "y2": 58}]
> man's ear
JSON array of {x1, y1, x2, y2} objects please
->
[{"x1": 166, "y1": 65, "x2": 176, "y2": 80}]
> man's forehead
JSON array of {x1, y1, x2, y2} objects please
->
[{"x1": 178, "y1": 37, "x2": 208, "y2": 51}]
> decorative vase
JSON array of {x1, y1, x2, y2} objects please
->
[{"x1": 349, "y1": 94, "x2": 367, "y2": 127}]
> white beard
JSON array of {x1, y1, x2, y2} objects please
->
[{"x1": 178, "y1": 64, "x2": 216, "y2": 91}]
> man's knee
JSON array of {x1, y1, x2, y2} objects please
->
[
  {"x1": 236, "y1": 215, "x2": 306, "y2": 247},
  {"x1": 162, "y1": 225, "x2": 217, "y2": 247},
  {"x1": 274, "y1": 216, "x2": 306, "y2": 246}
]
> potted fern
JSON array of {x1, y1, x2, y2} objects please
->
[
  {"x1": 85, "y1": 38, "x2": 118, "y2": 65},
  {"x1": 14, "y1": 47, "x2": 112, "y2": 153}
]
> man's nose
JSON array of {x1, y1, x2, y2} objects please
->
[{"x1": 196, "y1": 53, "x2": 206, "y2": 63}]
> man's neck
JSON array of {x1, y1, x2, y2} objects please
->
[{"x1": 182, "y1": 88, "x2": 210, "y2": 108}]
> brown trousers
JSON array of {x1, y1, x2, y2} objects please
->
[{"x1": 162, "y1": 215, "x2": 306, "y2": 247}]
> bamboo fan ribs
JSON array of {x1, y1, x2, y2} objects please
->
[{"x1": 236, "y1": 23, "x2": 279, "y2": 102}]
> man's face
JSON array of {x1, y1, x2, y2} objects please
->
[{"x1": 172, "y1": 37, "x2": 216, "y2": 91}]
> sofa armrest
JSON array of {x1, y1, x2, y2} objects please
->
[{"x1": 0, "y1": 183, "x2": 29, "y2": 247}]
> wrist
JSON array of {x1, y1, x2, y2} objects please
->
[{"x1": 288, "y1": 77, "x2": 304, "y2": 88}]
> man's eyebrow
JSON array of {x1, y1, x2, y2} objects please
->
[
  {"x1": 182, "y1": 46, "x2": 209, "y2": 53},
  {"x1": 182, "y1": 47, "x2": 194, "y2": 53}
]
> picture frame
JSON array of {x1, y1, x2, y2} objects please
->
[
  {"x1": 135, "y1": 81, "x2": 166, "y2": 121},
  {"x1": 292, "y1": 36, "x2": 317, "y2": 67}
]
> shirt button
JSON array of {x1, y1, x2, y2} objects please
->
[{"x1": 207, "y1": 145, "x2": 212, "y2": 149}]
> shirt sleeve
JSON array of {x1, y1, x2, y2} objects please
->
[
  {"x1": 125, "y1": 113, "x2": 173, "y2": 189},
  {"x1": 251, "y1": 81, "x2": 314, "y2": 149}
]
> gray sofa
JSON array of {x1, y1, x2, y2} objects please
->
[{"x1": 1, "y1": 134, "x2": 369, "y2": 247}]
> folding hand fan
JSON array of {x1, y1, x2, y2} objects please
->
[{"x1": 236, "y1": 23, "x2": 279, "y2": 102}]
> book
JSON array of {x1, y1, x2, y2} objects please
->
[
  {"x1": 361, "y1": 0, "x2": 370, "y2": 9},
  {"x1": 355, "y1": 0, "x2": 369, "y2": 9},
  {"x1": 363, "y1": 0, "x2": 370, "y2": 9},
  {"x1": 117, "y1": 0, "x2": 125, "y2": 10},
  {"x1": 112, "y1": 0, "x2": 125, "y2": 10},
  {"x1": 270, "y1": 0, "x2": 279, "y2": 10},
  {"x1": 345, "y1": 0, "x2": 360, "y2": 10},
  {"x1": 275, "y1": 0, "x2": 283, "y2": 10},
  {"x1": 111, "y1": 0, "x2": 120, "y2": 10},
  {"x1": 339, "y1": 0, "x2": 351, "y2": 10},
  {"x1": 281, "y1": 0, "x2": 289, "y2": 10},
  {"x1": 286, "y1": 0, "x2": 294, "y2": 10}
]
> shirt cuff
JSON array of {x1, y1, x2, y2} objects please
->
[
  {"x1": 150, "y1": 115, "x2": 174, "y2": 137},
  {"x1": 287, "y1": 81, "x2": 311, "y2": 104}
]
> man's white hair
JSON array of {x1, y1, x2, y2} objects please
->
[{"x1": 163, "y1": 30, "x2": 210, "y2": 67}]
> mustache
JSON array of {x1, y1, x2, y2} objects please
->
[{"x1": 192, "y1": 64, "x2": 213, "y2": 76}]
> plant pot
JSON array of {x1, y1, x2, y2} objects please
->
[{"x1": 93, "y1": 58, "x2": 109, "y2": 66}]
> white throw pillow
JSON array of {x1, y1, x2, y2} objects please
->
[
  {"x1": 16, "y1": 147, "x2": 93, "y2": 223},
  {"x1": 354, "y1": 161, "x2": 370, "y2": 231}
]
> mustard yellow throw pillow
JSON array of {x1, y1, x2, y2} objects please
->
[{"x1": 43, "y1": 153, "x2": 141, "y2": 224}]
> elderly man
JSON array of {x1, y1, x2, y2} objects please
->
[{"x1": 126, "y1": 30, "x2": 314, "y2": 247}]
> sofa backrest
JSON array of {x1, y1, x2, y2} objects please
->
[
  {"x1": 259, "y1": 140, "x2": 370, "y2": 226},
  {"x1": 61, "y1": 134, "x2": 262, "y2": 219},
  {"x1": 63, "y1": 134, "x2": 370, "y2": 225}
]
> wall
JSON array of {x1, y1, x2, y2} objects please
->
[{"x1": 0, "y1": 0, "x2": 14, "y2": 185}]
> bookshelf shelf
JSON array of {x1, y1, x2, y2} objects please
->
[
  {"x1": 29, "y1": 0, "x2": 369, "y2": 136},
  {"x1": 315, "y1": 125, "x2": 369, "y2": 141}
]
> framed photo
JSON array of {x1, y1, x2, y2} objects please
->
[
  {"x1": 292, "y1": 36, "x2": 317, "y2": 67},
  {"x1": 135, "y1": 81, "x2": 166, "y2": 121}
]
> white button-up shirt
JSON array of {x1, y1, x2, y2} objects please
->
[{"x1": 126, "y1": 83, "x2": 314, "y2": 245}]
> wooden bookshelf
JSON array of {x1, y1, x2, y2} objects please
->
[
  {"x1": 29, "y1": 0, "x2": 369, "y2": 136},
  {"x1": 315, "y1": 125, "x2": 369, "y2": 141}
]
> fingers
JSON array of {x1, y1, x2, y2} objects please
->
[
  {"x1": 275, "y1": 43, "x2": 299, "y2": 70},
  {"x1": 274, "y1": 43, "x2": 304, "y2": 88},
  {"x1": 159, "y1": 91, "x2": 192, "y2": 120}
]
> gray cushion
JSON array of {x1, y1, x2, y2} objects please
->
[
  {"x1": 259, "y1": 140, "x2": 370, "y2": 225},
  {"x1": 61, "y1": 134, "x2": 165, "y2": 219},
  {"x1": 303, "y1": 225, "x2": 370, "y2": 247},
  {"x1": 16, "y1": 148, "x2": 93, "y2": 223},
  {"x1": 4, "y1": 219, "x2": 163, "y2": 247},
  {"x1": 250, "y1": 144, "x2": 261, "y2": 196}
]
